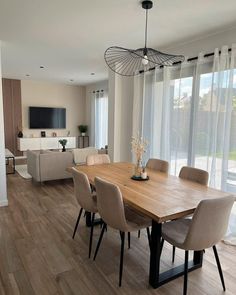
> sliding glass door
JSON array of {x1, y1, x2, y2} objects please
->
[{"x1": 141, "y1": 46, "x2": 236, "y2": 192}]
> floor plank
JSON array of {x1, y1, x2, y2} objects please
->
[{"x1": 0, "y1": 173, "x2": 236, "y2": 294}]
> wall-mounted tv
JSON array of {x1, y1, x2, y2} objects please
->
[{"x1": 29, "y1": 107, "x2": 66, "y2": 129}]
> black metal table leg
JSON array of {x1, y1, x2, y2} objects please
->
[
  {"x1": 149, "y1": 220, "x2": 203, "y2": 289},
  {"x1": 149, "y1": 220, "x2": 162, "y2": 287}
]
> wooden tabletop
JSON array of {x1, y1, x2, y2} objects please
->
[{"x1": 69, "y1": 162, "x2": 233, "y2": 223}]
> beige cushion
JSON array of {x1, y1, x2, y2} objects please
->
[
  {"x1": 86, "y1": 154, "x2": 110, "y2": 166},
  {"x1": 146, "y1": 158, "x2": 169, "y2": 173},
  {"x1": 162, "y1": 219, "x2": 191, "y2": 249},
  {"x1": 125, "y1": 206, "x2": 151, "y2": 231},
  {"x1": 73, "y1": 147, "x2": 98, "y2": 164},
  {"x1": 95, "y1": 177, "x2": 151, "y2": 232},
  {"x1": 179, "y1": 166, "x2": 209, "y2": 185},
  {"x1": 162, "y1": 196, "x2": 235, "y2": 251},
  {"x1": 72, "y1": 168, "x2": 97, "y2": 213}
]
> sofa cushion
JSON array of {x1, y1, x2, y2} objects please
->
[{"x1": 73, "y1": 147, "x2": 98, "y2": 164}]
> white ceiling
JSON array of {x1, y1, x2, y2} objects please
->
[{"x1": 0, "y1": 0, "x2": 236, "y2": 85}]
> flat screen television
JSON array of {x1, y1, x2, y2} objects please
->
[{"x1": 29, "y1": 107, "x2": 66, "y2": 129}]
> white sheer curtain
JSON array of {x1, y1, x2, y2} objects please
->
[
  {"x1": 133, "y1": 44, "x2": 236, "y2": 244},
  {"x1": 93, "y1": 90, "x2": 108, "y2": 149}
]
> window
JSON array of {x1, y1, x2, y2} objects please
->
[
  {"x1": 95, "y1": 92, "x2": 108, "y2": 149},
  {"x1": 141, "y1": 52, "x2": 236, "y2": 191}
]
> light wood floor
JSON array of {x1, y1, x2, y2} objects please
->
[{"x1": 1, "y1": 173, "x2": 236, "y2": 295}]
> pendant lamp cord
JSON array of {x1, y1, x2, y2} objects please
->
[{"x1": 144, "y1": 8, "x2": 148, "y2": 50}]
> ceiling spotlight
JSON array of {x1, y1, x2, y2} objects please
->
[
  {"x1": 26, "y1": 74, "x2": 30, "y2": 77},
  {"x1": 70, "y1": 79, "x2": 74, "y2": 82},
  {"x1": 40, "y1": 66, "x2": 45, "y2": 69},
  {"x1": 90, "y1": 72, "x2": 95, "y2": 75}
]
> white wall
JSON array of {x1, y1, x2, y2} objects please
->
[
  {"x1": 161, "y1": 26, "x2": 236, "y2": 58},
  {"x1": 108, "y1": 71, "x2": 133, "y2": 162},
  {"x1": 21, "y1": 80, "x2": 86, "y2": 142},
  {"x1": 0, "y1": 43, "x2": 8, "y2": 206}
]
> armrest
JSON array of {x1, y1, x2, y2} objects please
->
[{"x1": 27, "y1": 150, "x2": 41, "y2": 181}]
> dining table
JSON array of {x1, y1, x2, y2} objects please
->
[{"x1": 70, "y1": 162, "x2": 232, "y2": 289}]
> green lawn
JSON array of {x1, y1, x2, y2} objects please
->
[
  {"x1": 215, "y1": 151, "x2": 236, "y2": 161},
  {"x1": 228, "y1": 151, "x2": 236, "y2": 161}
]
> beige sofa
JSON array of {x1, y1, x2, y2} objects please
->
[
  {"x1": 27, "y1": 147, "x2": 107, "y2": 182},
  {"x1": 27, "y1": 150, "x2": 74, "y2": 182}
]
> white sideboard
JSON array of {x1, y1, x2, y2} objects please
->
[{"x1": 17, "y1": 137, "x2": 76, "y2": 151}]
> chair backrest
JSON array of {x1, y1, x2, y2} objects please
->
[
  {"x1": 94, "y1": 177, "x2": 128, "y2": 232},
  {"x1": 179, "y1": 166, "x2": 209, "y2": 185},
  {"x1": 71, "y1": 168, "x2": 97, "y2": 212},
  {"x1": 146, "y1": 158, "x2": 169, "y2": 173},
  {"x1": 184, "y1": 196, "x2": 235, "y2": 250},
  {"x1": 86, "y1": 154, "x2": 111, "y2": 166}
]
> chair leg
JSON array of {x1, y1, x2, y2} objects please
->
[
  {"x1": 72, "y1": 208, "x2": 83, "y2": 239},
  {"x1": 213, "y1": 245, "x2": 226, "y2": 291},
  {"x1": 138, "y1": 230, "x2": 141, "y2": 238},
  {"x1": 128, "y1": 232, "x2": 131, "y2": 249},
  {"x1": 93, "y1": 223, "x2": 106, "y2": 261},
  {"x1": 160, "y1": 238, "x2": 164, "y2": 256},
  {"x1": 119, "y1": 231, "x2": 125, "y2": 287},
  {"x1": 183, "y1": 250, "x2": 189, "y2": 295},
  {"x1": 88, "y1": 213, "x2": 95, "y2": 258},
  {"x1": 146, "y1": 227, "x2": 151, "y2": 248},
  {"x1": 172, "y1": 246, "x2": 176, "y2": 263}
]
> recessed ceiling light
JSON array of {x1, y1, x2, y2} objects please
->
[
  {"x1": 26, "y1": 74, "x2": 30, "y2": 77},
  {"x1": 40, "y1": 66, "x2": 45, "y2": 69},
  {"x1": 90, "y1": 72, "x2": 95, "y2": 75},
  {"x1": 70, "y1": 79, "x2": 74, "y2": 82}
]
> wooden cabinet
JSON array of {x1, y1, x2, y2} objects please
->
[{"x1": 2, "y1": 79, "x2": 22, "y2": 156}]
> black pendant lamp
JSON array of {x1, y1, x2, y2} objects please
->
[{"x1": 104, "y1": 0, "x2": 185, "y2": 76}]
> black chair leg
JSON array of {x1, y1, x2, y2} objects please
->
[
  {"x1": 172, "y1": 246, "x2": 176, "y2": 263},
  {"x1": 160, "y1": 238, "x2": 164, "y2": 255},
  {"x1": 128, "y1": 232, "x2": 131, "y2": 249},
  {"x1": 213, "y1": 245, "x2": 226, "y2": 291},
  {"x1": 138, "y1": 230, "x2": 141, "y2": 238},
  {"x1": 93, "y1": 223, "x2": 106, "y2": 261},
  {"x1": 119, "y1": 231, "x2": 125, "y2": 287},
  {"x1": 88, "y1": 213, "x2": 95, "y2": 258},
  {"x1": 146, "y1": 227, "x2": 151, "y2": 248},
  {"x1": 72, "y1": 208, "x2": 83, "y2": 239},
  {"x1": 183, "y1": 250, "x2": 189, "y2": 295}
]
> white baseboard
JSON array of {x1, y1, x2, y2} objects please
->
[{"x1": 0, "y1": 200, "x2": 8, "y2": 207}]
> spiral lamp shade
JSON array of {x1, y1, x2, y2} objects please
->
[
  {"x1": 104, "y1": 46, "x2": 185, "y2": 76},
  {"x1": 104, "y1": 1, "x2": 185, "y2": 76}
]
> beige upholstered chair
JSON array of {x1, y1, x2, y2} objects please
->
[
  {"x1": 162, "y1": 196, "x2": 234, "y2": 295},
  {"x1": 93, "y1": 177, "x2": 151, "y2": 286},
  {"x1": 146, "y1": 158, "x2": 169, "y2": 174},
  {"x1": 179, "y1": 166, "x2": 209, "y2": 185},
  {"x1": 167, "y1": 166, "x2": 209, "y2": 263},
  {"x1": 86, "y1": 154, "x2": 110, "y2": 166},
  {"x1": 71, "y1": 168, "x2": 98, "y2": 258}
]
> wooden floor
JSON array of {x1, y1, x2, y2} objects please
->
[{"x1": 1, "y1": 173, "x2": 236, "y2": 295}]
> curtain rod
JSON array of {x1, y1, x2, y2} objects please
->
[
  {"x1": 92, "y1": 89, "x2": 104, "y2": 93},
  {"x1": 139, "y1": 47, "x2": 232, "y2": 74}
]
